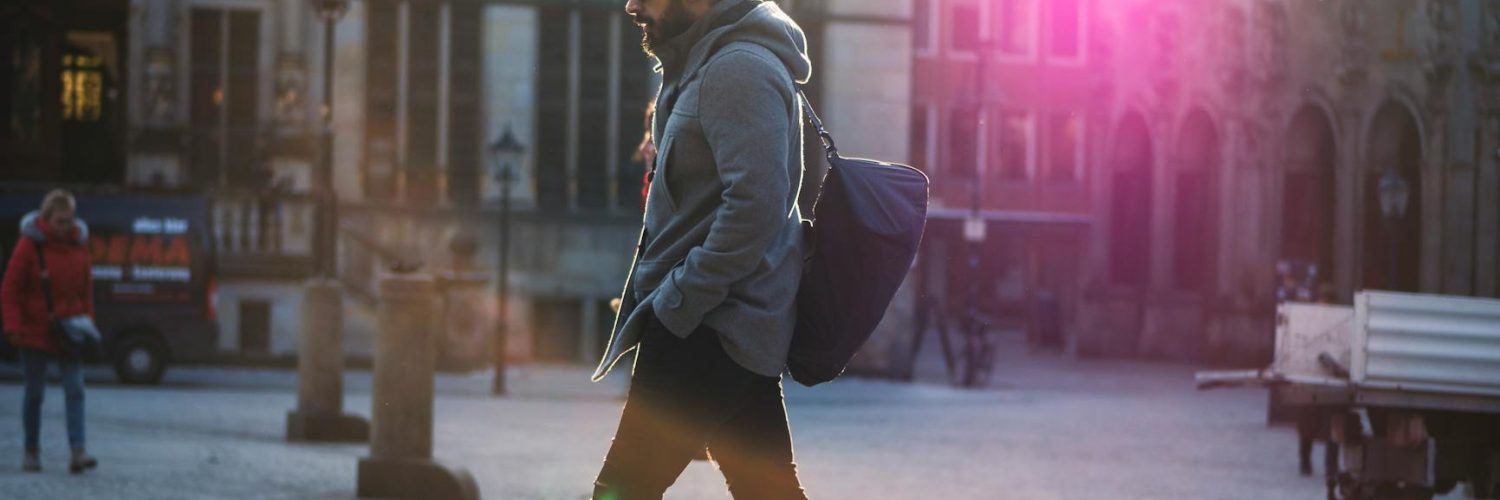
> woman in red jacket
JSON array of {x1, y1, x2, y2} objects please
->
[{"x1": 2, "y1": 190, "x2": 98, "y2": 473}]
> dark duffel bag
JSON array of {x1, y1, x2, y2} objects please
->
[{"x1": 788, "y1": 95, "x2": 929, "y2": 387}]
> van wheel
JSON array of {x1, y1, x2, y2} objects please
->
[{"x1": 114, "y1": 335, "x2": 168, "y2": 385}]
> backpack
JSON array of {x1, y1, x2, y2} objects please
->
[{"x1": 788, "y1": 95, "x2": 930, "y2": 387}]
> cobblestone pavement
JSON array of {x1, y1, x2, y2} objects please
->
[{"x1": 0, "y1": 332, "x2": 1452, "y2": 500}]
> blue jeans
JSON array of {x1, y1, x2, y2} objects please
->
[{"x1": 19, "y1": 348, "x2": 86, "y2": 452}]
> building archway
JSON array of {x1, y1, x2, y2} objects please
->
[
  {"x1": 1171, "y1": 108, "x2": 1220, "y2": 293},
  {"x1": 1362, "y1": 101, "x2": 1424, "y2": 292},
  {"x1": 1282, "y1": 105, "x2": 1338, "y2": 292},
  {"x1": 1108, "y1": 112, "x2": 1154, "y2": 288}
]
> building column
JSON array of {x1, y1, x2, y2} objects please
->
[
  {"x1": 566, "y1": 9, "x2": 582, "y2": 211},
  {"x1": 1086, "y1": 110, "x2": 1114, "y2": 289},
  {"x1": 1148, "y1": 113, "x2": 1175, "y2": 292},
  {"x1": 1334, "y1": 105, "x2": 1363, "y2": 298},
  {"x1": 1420, "y1": 112, "x2": 1446, "y2": 294},
  {"x1": 1478, "y1": 113, "x2": 1500, "y2": 297}
]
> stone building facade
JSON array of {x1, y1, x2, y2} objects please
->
[
  {"x1": 899, "y1": 0, "x2": 1499, "y2": 367},
  {"x1": 1078, "y1": 0, "x2": 1500, "y2": 364}
]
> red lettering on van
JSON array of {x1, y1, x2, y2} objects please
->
[
  {"x1": 129, "y1": 236, "x2": 164, "y2": 265},
  {"x1": 161, "y1": 237, "x2": 190, "y2": 266}
]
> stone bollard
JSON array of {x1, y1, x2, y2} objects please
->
[
  {"x1": 356, "y1": 274, "x2": 479, "y2": 500},
  {"x1": 287, "y1": 280, "x2": 369, "y2": 442}
]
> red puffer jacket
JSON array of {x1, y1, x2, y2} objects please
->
[{"x1": 2, "y1": 211, "x2": 94, "y2": 353}]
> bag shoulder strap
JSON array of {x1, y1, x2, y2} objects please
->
[
  {"x1": 29, "y1": 237, "x2": 55, "y2": 316},
  {"x1": 797, "y1": 90, "x2": 838, "y2": 160}
]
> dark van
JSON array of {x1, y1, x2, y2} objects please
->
[{"x1": 0, "y1": 190, "x2": 218, "y2": 384}]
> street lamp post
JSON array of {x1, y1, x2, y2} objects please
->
[
  {"x1": 488, "y1": 126, "x2": 526, "y2": 396},
  {"x1": 950, "y1": 35, "x2": 995, "y2": 387},
  {"x1": 311, "y1": 0, "x2": 349, "y2": 278},
  {"x1": 964, "y1": 35, "x2": 993, "y2": 314},
  {"x1": 1377, "y1": 169, "x2": 1410, "y2": 290}
]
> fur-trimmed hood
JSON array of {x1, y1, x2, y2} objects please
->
[{"x1": 19, "y1": 210, "x2": 89, "y2": 245}]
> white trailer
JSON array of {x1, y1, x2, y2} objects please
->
[{"x1": 1197, "y1": 291, "x2": 1500, "y2": 500}]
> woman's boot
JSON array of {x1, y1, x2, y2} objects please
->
[
  {"x1": 69, "y1": 448, "x2": 97, "y2": 474},
  {"x1": 22, "y1": 451, "x2": 41, "y2": 472}
]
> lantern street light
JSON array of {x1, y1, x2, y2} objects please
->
[
  {"x1": 1377, "y1": 169, "x2": 1410, "y2": 290},
  {"x1": 488, "y1": 125, "x2": 526, "y2": 396},
  {"x1": 310, "y1": 0, "x2": 350, "y2": 278}
]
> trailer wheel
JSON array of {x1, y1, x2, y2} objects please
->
[
  {"x1": 1331, "y1": 478, "x2": 1362, "y2": 500},
  {"x1": 113, "y1": 334, "x2": 168, "y2": 385}
]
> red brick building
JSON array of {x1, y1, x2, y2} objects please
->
[{"x1": 907, "y1": 0, "x2": 1100, "y2": 341}]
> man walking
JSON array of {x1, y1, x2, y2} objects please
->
[{"x1": 592, "y1": 0, "x2": 811, "y2": 498}]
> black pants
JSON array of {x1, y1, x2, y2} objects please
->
[
  {"x1": 1297, "y1": 408, "x2": 1339, "y2": 476},
  {"x1": 594, "y1": 316, "x2": 807, "y2": 500}
]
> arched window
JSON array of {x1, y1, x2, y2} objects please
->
[
  {"x1": 1362, "y1": 102, "x2": 1423, "y2": 292},
  {"x1": 1108, "y1": 112, "x2": 1153, "y2": 287},
  {"x1": 1172, "y1": 110, "x2": 1219, "y2": 293},
  {"x1": 1282, "y1": 106, "x2": 1337, "y2": 288}
]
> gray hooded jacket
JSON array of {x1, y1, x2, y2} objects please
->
[{"x1": 593, "y1": 0, "x2": 811, "y2": 380}]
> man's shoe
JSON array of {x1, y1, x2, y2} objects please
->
[
  {"x1": 69, "y1": 449, "x2": 97, "y2": 474},
  {"x1": 22, "y1": 452, "x2": 40, "y2": 472}
]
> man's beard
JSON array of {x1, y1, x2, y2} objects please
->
[{"x1": 635, "y1": 0, "x2": 693, "y2": 58}]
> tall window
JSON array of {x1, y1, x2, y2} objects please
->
[
  {"x1": 59, "y1": 31, "x2": 122, "y2": 184},
  {"x1": 190, "y1": 8, "x2": 261, "y2": 189},
  {"x1": 576, "y1": 9, "x2": 613, "y2": 211},
  {"x1": 535, "y1": 7, "x2": 571, "y2": 210},
  {"x1": 3, "y1": 24, "x2": 44, "y2": 145},
  {"x1": 364, "y1": 1, "x2": 399, "y2": 200},
  {"x1": 1172, "y1": 112, "x2": 1220, "y2": 293},
  {"x1": 949, "y1": 0, "x2": 982, "y2": 56},
  {"x1": 993, "y1": 0, "x2": 1036, "y2": 57},
  {"x1": 1049, "y1": 0, "x2": 1083, "y2": 61},
  {"x1": 947, "y1": 107, "x2": 980, "y2": 181},
  {"x1": 362, "y1": 3, "x2": 525, "y2": 207},
  {"x1": 61, "y1": 54, "x2": 104, "y2": 122},
  {"x1": 1281, "y1": 108, "x2": 1337, "y2": 279},
  {"x1": 992, "y1": 109, "x2": 1032, "y2": 182},
  {"x1": 533, "y1": 7, "x2": 655, "y2": 212},
  {"x1": 364, "y1": 3, "x2": 483, "y2": 206},
  {"x1": 1047, "y1": 112, "x2": 1083, "y2": 183},
  {"x1": 447, "y1": 2, "x2": 483, "y2": 206},
  {"x1": 1109, "y1": 114, "x2": 1153, "y2": 288},
  {"x1": 405, "y1": 2, "x2": 441, "y2": 205}
]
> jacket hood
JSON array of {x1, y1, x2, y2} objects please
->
[
  {"x1": 655, "y1": 0, "x2": 812, "y2": 86},
  {"x1": 20, "y1": 210, "x2": 89, "y2": 245}
]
